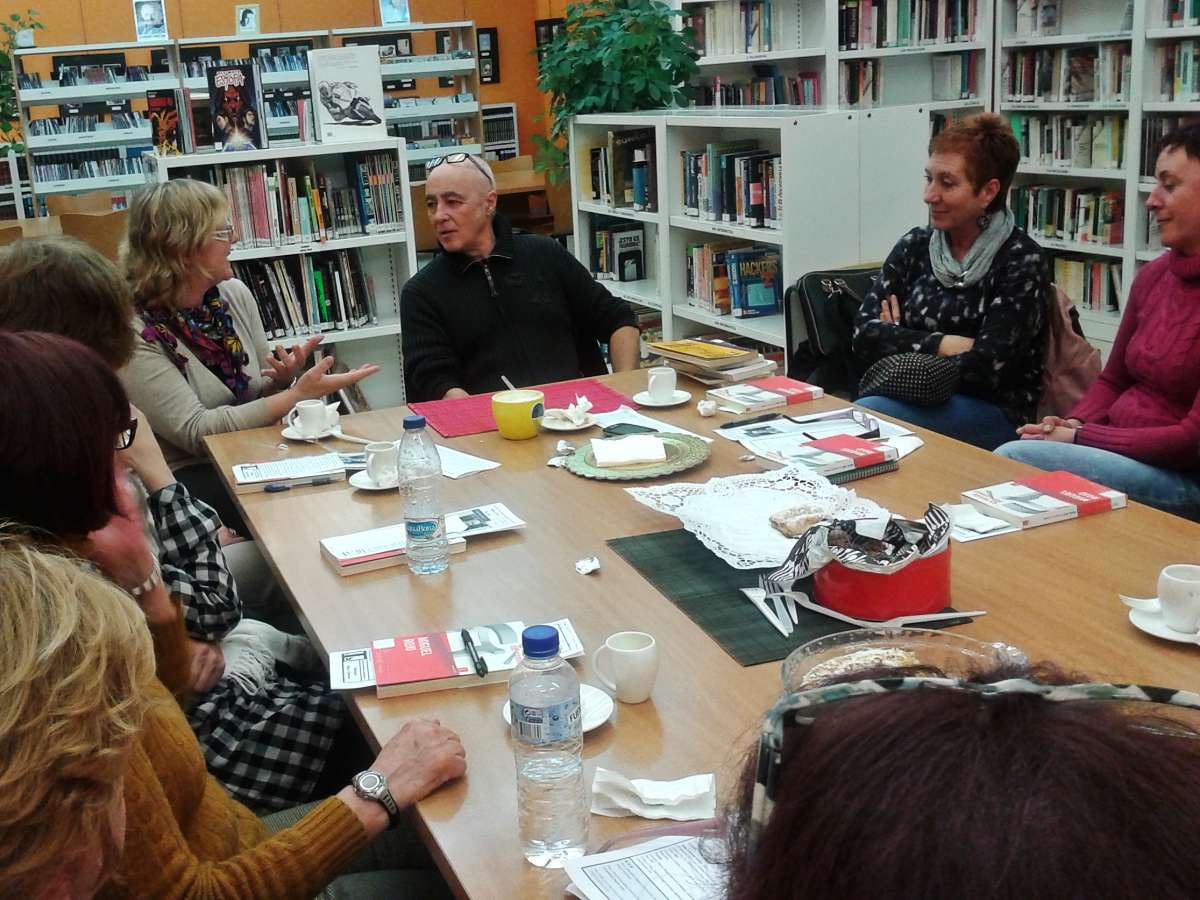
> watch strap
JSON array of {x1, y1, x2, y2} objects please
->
[{"x1": 353, "y1": 769, "x2": 400, "y2": 826}]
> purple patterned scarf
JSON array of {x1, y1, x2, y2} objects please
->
[{"x1": 137, "y1": 287, "x2": 252, "y2": 402}]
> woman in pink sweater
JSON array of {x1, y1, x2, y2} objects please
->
[{"x1": 996, "y1": 126, "x2": 1200, "y2": 521}]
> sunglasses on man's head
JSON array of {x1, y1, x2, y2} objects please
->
[{"x1": 425, "y1": 153, "x2": 494, "y2": 185}]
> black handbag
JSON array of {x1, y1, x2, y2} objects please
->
[{"x1": 784, "y1": 266, "x2": 881, "y2": 397}]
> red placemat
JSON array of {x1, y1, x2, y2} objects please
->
[{"x1": 409, "y1": 378, "x2": 636, "y2": 438}]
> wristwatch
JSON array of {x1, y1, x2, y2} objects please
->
[{"x1": 351, "y1": 769, "x2": 400, "y2": 826}]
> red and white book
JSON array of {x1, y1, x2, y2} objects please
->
[
  {"x1": 961, "y1": 470, "x2": 1127, "y2": 529},
  {"x1": 328, "y1": 618, "x2": 583, "y2": 698},
  {"x1": 706, "y1": 376, "x2": 824, "y2": 413},
  {"x1": 741, "y1": 433, "x2": 899, "y2": 483}
]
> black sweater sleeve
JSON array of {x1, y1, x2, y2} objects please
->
[
  {"x1": 401, "y1": 274, "x2": 463, "y2": 402},
  {"x1": 852, "y1": 228, "x2": 943, "y2": 363}
]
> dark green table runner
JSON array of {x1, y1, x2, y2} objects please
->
[{"x1": 607, "y1": 528, "x2": 967, "y2": 668}]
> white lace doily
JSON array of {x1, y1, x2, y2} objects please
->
[{"x1": 626, "y1": 466, "x2": 888, "y2": 569}]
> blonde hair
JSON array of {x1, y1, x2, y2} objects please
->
[
  {"x1": 122, "y1": 178, "x2": 229, "y2": 310},
  {"x1": 0, "y1": 536, "x2": 155, "y2": 898}
]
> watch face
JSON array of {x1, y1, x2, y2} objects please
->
[{"x1": 356, "y1": 770, "x2": 384, "y2": 793}]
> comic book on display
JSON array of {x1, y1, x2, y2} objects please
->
[
  {"x1": 146, "y1": 89, "x2": 182, "y2": 155},
  {"x1": 307, "y1": 46, "x2": 388, "y2": 143},
  {"x1": 207, "y1": 62, "x2": 268, "y2": 151}
]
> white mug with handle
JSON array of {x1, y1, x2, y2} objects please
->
[
  {"x1": 592, "y1": 631, "x2": 659, "y2": 704},
  {"x1": 365, "y1": 441, "x2": 399, "y2": 486},
  {"x1": 287, "y1": 399, "x2": 339, "y2": 438},
  {"x1": 647, "y1": 367, "x2": 677, "y2": 403}
]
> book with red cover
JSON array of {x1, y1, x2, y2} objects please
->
[
  {"x1": 961, "y1": 469, "x2": 1127, "y2": 529},
  {"x1": 706, "y1": 375, "x2": 824, "y2": 413},
  {"x1": 740, "y1": 432, "x2": 899, "y2": 483}
]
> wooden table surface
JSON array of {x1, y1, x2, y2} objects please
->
[{"x1": 205, "y1": 370, "x2": 1200, "y2": 899}]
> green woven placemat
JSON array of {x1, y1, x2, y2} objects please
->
[{"x1": 608, "y1": 529, "x2": 967, "y2": 668}]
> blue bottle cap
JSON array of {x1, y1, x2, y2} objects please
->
[
  {"x1": 403, "y1": 414, "x2": 427, "y2": 430},
  {"x1": 521, "y1": 625, "x2": 560, "y2": 659}
]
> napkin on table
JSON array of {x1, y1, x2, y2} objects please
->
[
  {"x1": 543, "y1": 394, "x2": 594, "y2": 426},
  {"x1": 945, "y1": 503, "x2": 1011, "y2": 534},
  {"x1": 590, "y1": 435, "x2": 667, "y2": 468},
  {"x1": 591, "y1": 768, "x2": 716, "y2": 821}
]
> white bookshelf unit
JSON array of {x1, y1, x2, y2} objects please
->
[
  {"x1": 0, "y1": 152, "x2": 28, "y2": 221},
  {"x1": 143, "y1": 138, "x2": 418, "y2": 409},
  {"x1": 569, "y1": 106, "x2": 929, "y2": 363}
]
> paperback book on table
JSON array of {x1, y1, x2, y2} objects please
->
[
  {"x1": 961, "y1": 470, "x2": 1126, "y2": 529},
  {"x1": 328, "y1": 617, "x2": 583, "y2": 697},
  {"x1": 741, "y1": 433, "x2": 899, "y2": 483},
  {"x1": 706, "y1": 376, "x2": 823, "y2": 412}
]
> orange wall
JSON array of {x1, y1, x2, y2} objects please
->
[{"x1": 26, "y1": 0, "x2": 544, "y2": 154}]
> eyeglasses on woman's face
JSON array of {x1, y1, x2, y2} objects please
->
[
  {"x1": 211, "y1": 221, "x2": 235, "y2": 242},
  {"x1": 115, "y1": 417, "x2": 138, "y2": 451}
]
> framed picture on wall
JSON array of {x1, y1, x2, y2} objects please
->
[
  {"x1": 477, "y1": 27, "x2": 499, "y2": 85},
  {"x1": 235, "y1": 5, "x2": 260, "y2": 35},
  {"x1": 380, "y1": 0, "x2": 410, "y2": 26},
  {"x1": 534, "y1": 18, "x2": 564, "y2": 63},
  {"x1": 132, "y1": 0, "x2": 168, "y2": 41}
]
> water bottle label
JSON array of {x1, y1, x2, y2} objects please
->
[
  {"x1": 510, "y1": 698, "x2": 581, "y2": 744},
  {"x1": 406, "y1": 518, "x2": 443, "y2": 540}
]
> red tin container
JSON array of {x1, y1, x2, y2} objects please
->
[{"x1": 813, "y1": 543, "x2": 951, "y2": 621}]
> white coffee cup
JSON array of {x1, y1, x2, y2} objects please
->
[
  {"x1": 287, "y1": 399, "x2": 339, "y2": 438},
  {"x1": 1160, "y1": 564, "x2": 1200, "y2": 633},
  {"x1": 647, "y1": 366, "x2": 677, "y2": 403},
  {"x1": 592, "y1": 631, "x2": 659, "y2": 703},
  {"x1": 365, "y1": 441, "x2": 398, "y2": 486}
]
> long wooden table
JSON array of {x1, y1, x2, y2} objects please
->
[{"x1": 205, "y1": 370, "x2": 1200, "y2": 899}]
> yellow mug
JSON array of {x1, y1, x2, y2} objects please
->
[{"x1": 492, "y1": 389, "x2": 545, "y2": 440}]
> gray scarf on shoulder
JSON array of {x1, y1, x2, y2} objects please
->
[{"x1": 928, "y1": 208, "x2": 1015, "y2": 288}]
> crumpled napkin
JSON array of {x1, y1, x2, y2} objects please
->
[
  {"x1": 591, "y1": 434, "x2": 667, "y2": 468},
  {"x1": 945, "y1": 503, "x2": 1010, "y2": 534},
  {"x1": 543, "y1": 394, "x2": 594, "y2": 426},
  {"x1": 591, "y1": 768, "x2": 716, "y2": 821}
]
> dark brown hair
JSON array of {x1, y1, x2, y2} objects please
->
[
  {"x1": 1156, "y1": 123, "x2": 1200, "y2": 164},
  {"x1": 929, "y1": 112, "x2": 1021, "y2": 213},
  {"x1": 0, "y1": 331, "x2": 129, "y2": 537},
  {"x1": 0, "y1": 237, "x2": 135, "y2": 369},
  {"x1": 725, "y1": 662, "x2": 1200, "y2": 900}
]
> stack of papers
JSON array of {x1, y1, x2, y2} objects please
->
[{"x1": 565, "y1": 836, "x2": 724, "y2": 900}]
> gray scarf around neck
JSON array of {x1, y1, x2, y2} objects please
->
[{"x1": 928, "y1": 207, "x2": 1015, "y2": 288}]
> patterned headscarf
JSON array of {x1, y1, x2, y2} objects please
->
[{"x1": 137, "y1": 286, "x2": 252, "y2": 402}]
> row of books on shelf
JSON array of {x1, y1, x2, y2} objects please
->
[
  {"x1": 1053, "y1": 256, "x2": 1122, "y2": 315},
  {"x1": 839, "y1": 59, "x2": 884, "y2": 107},
  {"x1": 1009, "y1": 184, "x2": 1125, "y2": 246},
  {"x1": 679, "y1": 140, "x2": 782, "y2": 228},
  {"x1": 1013, "y1": 0, "x2": 1066, "y2": 37},
  {"x1": 232, "y1": 249, "x2": 378, "y2": 340},
  {"x1": 1008, "y1": 112, "x2": 1125, "y2": 169},
  {"x1": 931, "y1": 51, "x2": 979, "y2": 101},
  {"x1": 17, "y1": 66, "x2": 153, "y2": 90},
  {"x1": 838, "y1": 0, "x2": 980, "y2": 51},
  {"x1": 32, "y1": 146, "x2": 151, "y2": 181},
  {"x1": 1140, "y1": 114, "x2": 1200, "y2": 177},
  {"x1": 199, "y1": 150, "x2": 405, "y2": 250},
  {"x1": 28, "y1": 111, "x2": 144, "y2": 136},
  {"x1": 265, "y1": 88, "x2": 318, "y2": 141},
  {"x1": 682, "y1": 0, "x2": 787, "y2": 58},
  {"x1": 686, "y1": 243, "x2": 783, "y2": 319},
  {"x1": 588, "y1": 128, "x2": 658, "y2": 213},
  {"x1": 1154, "y1": 40, "x2": 1200, "y2": 102},
  {"x1": 1161, "y1": 0, "x2": 1200, "y2": 28},
  {"x1": 693, "y1": 70, "x2": 822, "y2": 107},
  {"x1": 1002, "y1": 44, "x2": 1131, "y2": 105},
  {"x1": 591, "y1": 221, "x2": 646, "y2": 284}
]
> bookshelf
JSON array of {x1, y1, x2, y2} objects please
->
[
  {"x1": 482, "y1": 103, "x2": 520, "y2": 161},
  {"x1": 0, "y1": 152, "x2": 28, "y2": 221},
  {"x1": 568, "y1": 106, "x2": 929, "y2": 363},
  {"x1": 143, "y1": 138, "x2": 418, "y2": 409}
]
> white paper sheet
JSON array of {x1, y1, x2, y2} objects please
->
[
  {"x1": 564, "y1": 836, "x2": 723, "y2": 900},
  {"x1": 437, "y1": 445, "x2": 501, "y2": 479},
  {"x1": 715, "y1": 406, "x2": 914, "y2": 443},
  {"x1": 943, "y1": 503, "x2": 1020, "y2": 543},
  {"x1": 591, "y1": 769, "x2": 716, "y2": 820}
]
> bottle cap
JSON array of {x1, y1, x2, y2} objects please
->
[
  {"x1": 521, "y1": 624, "x2": 560, "y2": 659},
  {"x1": 633, "y1": 149, "x2": 646, "y2": 164},
  {"x1": 403, "y1": 414, "x2": 427, "y2": 430}
]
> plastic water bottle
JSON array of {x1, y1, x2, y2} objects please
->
[
  {"x1": 398, "y1": 414, "x2": 448, "y2": 575},
  {"x1": 509, "y1": 625, "x2": 588, "y2": 867}
]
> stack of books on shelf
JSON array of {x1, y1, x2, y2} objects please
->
[
  {"x1": 1008, "y1": 112, "x2": 1125, "y2": 169},
  {"x1": 1014, "y1": 0, "x2": 1063, "y2": 37},
  {"x1": 686, "y1": 242, "x2": 783, "y2": 318},
  {"x1": 648, "y1": 337, "x2": 777, "y2": 386},
  {"x1": 1009, "y1": 184, "x2": 1125, "y2": 246},
  {"x1": 1153, "y1": 40, "x2": 1200, "y2": 102},
  {"x1": 838, "y1": 0, "x2": 980, "y2": 50},
  {"x1": 694, "y1": 68, "x2": 822, "y2": 107},
  {"x1": 587, "y1": 127, "x2": 658, "y2": 213},
  {"x1": 931, "y1": 52, "x2": 979, "y2": 100},
  {"x1": 839, "y1": 60, "x2": 883, "y2": 108},
  {"x1": 1002, "y1": 44, "x2": 1131, "y2": 104},
  {"x1": 1053, "y1": 257, "x2": 1122, "y2": 315},
  {"x1": 591, "y1": 219, "x2": 645, "y2": 284},
  {"x1": 682, "y1": 1, "x2": 786, "y2": 57},
  {"x1": 679, "y1": 139, "x2": 782, "y2": 228},
  {"x1": 33, "y1": 146, "x2": 152, "y2": 182},
  {"x1": 265, "y1": 87, "x2": 317, "y2": 141},
  {"x1": 232, "y1": 249, "x2": 377, "y2": 338},
  {"x1": 1161, "y1": 1, "x2": 1200, "y2": 28}
]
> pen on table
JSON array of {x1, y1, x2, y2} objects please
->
[
  {"x1": 461, "y1": 628, "x2": 488, "y2": 678},
  {"x1": 717, "y1": 412, "x2": 782, "y2": 430},
  {"x1": 264, "y1": 476, "x2": 336, "y2": 493}
]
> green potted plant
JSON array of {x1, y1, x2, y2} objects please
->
[
  {"x1": 533, "y1": 0, "x2": 698, "y2": 183},
  {"x1": 0, "y1": 10, "x2": 44, "y2": 154}
]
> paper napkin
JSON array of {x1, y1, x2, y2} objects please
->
[
  {"x1": 590, "y1": 435, "x2": 667, "y2": 468},
  {"x1": 544, "y1": 394, "x2": 594, "y2": 426},
  {"x1": 945, "y1": 503, "x2": 1011, "y2": 534},
  {"x1": 591, "y1": 768, "x2": 716, "y2": 821}
]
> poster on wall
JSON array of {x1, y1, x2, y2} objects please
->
[
  {"x1": 235, "y1": 5, "x2": 260, "y2": 35},
  {"x1": 380, "y1": 0, "x2": 410, "y2": 26},
  {"x1": 477, "y1": 28, "x2": 499, "y2": 85},
  {"x1": 132, "y1": 0, "x2": 168, "y2": 41},
  {"x1": 534, "y1": 18, "x2": 564, "y2": 63}
]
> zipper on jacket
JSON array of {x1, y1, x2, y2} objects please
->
[{"x1": 481, "y1": 262, "x2": 498, "y2": 298}]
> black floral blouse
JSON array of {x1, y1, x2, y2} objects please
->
[{"x1": 852, "y1": 226, "x2": 1051, "y2": 424}]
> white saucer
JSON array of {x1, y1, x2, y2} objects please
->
[
  {"x1": 1128, "y1": 607, "x2": 1200, "y2": 646},
  {"x1": 541, "y1": 413, "x2": 598, "y2": 432},
  {"x1": 349, "y1": 470, "x2": 398, "y2": 491},
  {"x1": 502, "y1": 683, "x2": 615, "y2": 733},
  {"x1": 633, "y1": 389, "x2": 692, "y2": 408},
  {"x1": 282, "y1": 424, "x2": 335, "y2": 441}
]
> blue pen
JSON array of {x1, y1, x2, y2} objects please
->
[{"x1": 265, "y1": 476, "x2": 335, "y2": 492}]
